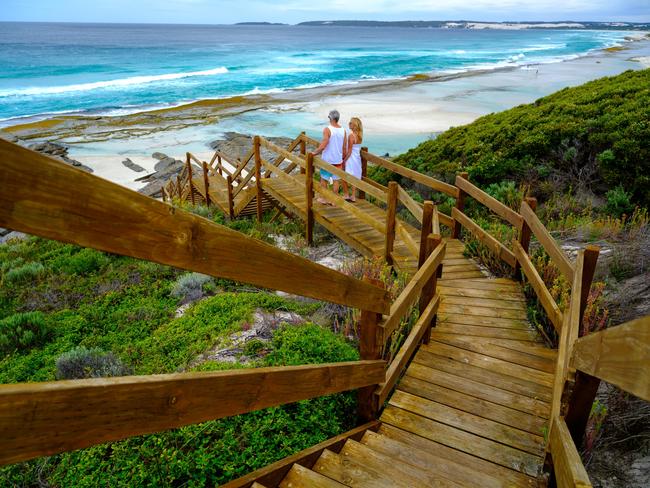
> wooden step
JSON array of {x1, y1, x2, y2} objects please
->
[
  {"x1": 388, "y1": 390, "x2": 545, "y2": 456},
  {"x1": 312, "y1": 449, "x2": 402, "y2": 488},
  {"x1": 339, "y1": 438, "x2": 461, "y2": 487},
  {"x1": 378, "y1": 424, "x2": 539, "y2": 487},
  {"x1": 279, "y1": 463, "x2": 347, "y2": 488},
  {"x1": 361, "y1": 430, "x2": 515, "y2": 488},
  {"x1": 381, "y1": 406, "x2": 544, "y2": 478}
]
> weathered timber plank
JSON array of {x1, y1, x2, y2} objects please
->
[
  {"x1": 405, "y1": 362, "x2": 550, "y2": 418},
  {"x1": 0, "y1": 361, "x2": 384, "y2": 465},
  {"x1": 313, "y1": 449, "x2": 402, "y2": 488},
  {"x1": 389, "y1": 390, "x2": 545, "y2": 455},
  {"x1": 439, "y1": 303, "x2": 528, "y2": 320},
  {"x1": 550, "y1": 416, "x2": 592, "y2": 487},
  {"x1": 442, "y1": 295, "x2": 527, "y2": 311},
  {"x1": 378, "y1": 424, "x2": 538, "y2": 487},
  {"x1": 571, "y1": 315, "x2": 650, "y2": 402},
  {"x1": 430, "y1": 333, "x2": 555, "y2": 373},
  {"x1": 340, "y1": 439, "x2": 461, "y2": 487},
  {"x1": 435, "y1": 323, "x2": 543, "y2": 342},
  {"x1": 414, "y1": 349, "x2": 553, "y2": 403},
  {"x1": 279, "y1": 464, "x2": 347, "y2": 488},
  {"x1": 423, "y1": 340, "x2": 554, "y2": 387},
  {"x1": 361, "y1": 430, "x2": 504, "y2": 488},
  {"x1": 381, "y1": 406, "x2": 543, "y2": 477},
  {"x1": 438, "y1": 312, "x2": 530, "y2": 329},
  {"x1": 398, "y1": 375, "x2": 547, "y2": 435},
  {"x1": 0, "y1": 140, "x2": 390, "y2": 314}
]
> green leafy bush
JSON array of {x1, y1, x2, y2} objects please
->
[
  {"x1": 3, "y1": 262, "x2": 44, "y2": 285},
  {"x1": 55, "y1": 346, "x2": 132, "y2": 379},
  {"x1": 393, "y1": 69, "x2": 650, "y2": 205},
  {"x1": 51, "y1": 248, "x2": 110, "y2": 275},
  {"x1": 0, "y1": 312, "x2": 49, "y2": 354},
  {"x1": 604, "y1": 185, "x2": 634, "y2": 218}
]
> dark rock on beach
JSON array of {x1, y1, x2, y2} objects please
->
[
  {"x1": 28, "y1": 141, "x2": 94, "y2": 173},
  {"x1": 121, "y1": 158, "x2": 146, "y2": 173}
]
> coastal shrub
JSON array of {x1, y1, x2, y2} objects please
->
[
  {"x1": 3, "y1": 262, "x2": 44, "y2": 285},
  {"x1": 462, "y1": 218, "x2": 515, "y2": 277},
  {"x1": 55, "y1": 346, "x2": 131, "y2": 379},
  {"x1": 604, "y1": 185, "x2": 634, "y2": 218},
  {"x1": 484, "y1": 181, "x2": 525, "y2": 211},
  {"x1": 0, "y1": 311, "x2": 49, "y2": 354},
  {"x1": 170, "y1": 272, "x2": 214, "y2": 303},
  {"x1": 51, "y1": 248, "x2": 110, "y2": 275},
  {"x1": 264, "y1": 322, "x2": 358, "y2": 366},
  {"x1": 393, "y1": 69, "x2": 650, "y2": 205}
]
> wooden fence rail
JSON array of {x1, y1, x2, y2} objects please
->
[
  {"x1": 0, "y1": 139, "x2": 390, "y2": 314},
  {"x1": 0, "y1": 361, "x2": 385, "y2": 465}
]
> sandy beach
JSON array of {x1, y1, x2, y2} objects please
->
[{"x1": 3, "y1": 35, "x2": 650, "y2": 191}]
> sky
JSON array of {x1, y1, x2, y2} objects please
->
[{"x1": 0, "y1": 0, "x2": 648, "y2": 24}]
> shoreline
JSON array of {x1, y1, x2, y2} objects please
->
[
  {"x1": 1, "y1": 36, "x2": 649, "y2": 190},
  {"x1": 2, "y1": 30, "x2": 648, "y2": 134}
]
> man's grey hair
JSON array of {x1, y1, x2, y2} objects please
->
[{"x1": 328, "y1": 109, "x2": 340, "y2": 122}]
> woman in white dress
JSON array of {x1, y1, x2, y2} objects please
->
[{"x1": 342, "y1": 117, "x2": 363, "y2": 202}]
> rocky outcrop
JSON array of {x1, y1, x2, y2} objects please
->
[
  {"x1": 137, "y1": 153, "x2": 191, "y2": 198},
  {"x1": 121, "y1": 158, "x2": 145, "y2": 173},
  {"x1": 28, "y1": 141, "x2": 94, "y2": 173},
  {"x1": 209, "y1": 132, "x2": 295, "y2": 167}
]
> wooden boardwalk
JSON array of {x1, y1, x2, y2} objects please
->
[
  {"x1": 241, "y1": 240, "x2": 553, "y2": 487},
  {"x1": 262, "y1": 176, "x2": 421, "y2": 273}
]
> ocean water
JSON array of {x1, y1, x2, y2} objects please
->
[{"x1": 0, "y1": 22, "x2": 636, "y2": 123}]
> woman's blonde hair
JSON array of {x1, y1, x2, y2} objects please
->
[{"x1": 349, "y1": 117, "x2": 363, "y2": 143}]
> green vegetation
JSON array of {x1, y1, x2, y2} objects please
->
[
  {"x1": 388, "y1": 69, "x2": 650, "y2": 206},
  {"x1": 0, "y1": 206, "x2": 360, "y2": 486}
]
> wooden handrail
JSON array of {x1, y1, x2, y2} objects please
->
[
  {"x1": 452, "y1": 208, "x2": 517, "y2": 267},
  {"x1": 513, "y1": 241, "x2": 563, "y2": 332},
  {"x1": 312, "y1": 155, "x2": 388, "y2": 203},
  {"x1": 455, "y1": 176, "x2": 523, "y2": 228},
  {"x1": 549, "y1": 416, "x2": 592, "y2": 487},
  {"x1": 571, "y1": 315, "x2": 650, "y2": 402},
  {"x1": 550, "y1": 251, "x2": 585, "y2": 428},
  {"x1": 520, "y1": 200, "x2": 574, "y2": 282},
  {"x1": 0, "y1": 360, "x2": 385, "y2": 465},
  {"x1": 397, "y1": 185, "x2": 424, "y2": 223},
  {"x1": 361, "y1": 150, "x2": 459, "y2": 198},
  {"x1": 375, "y1": 292, "x2": 441, "y2": 405},
  {"x1": 380, "y1": 241, "x2": 446, "y2": 339},
  {"x1": 432, "y1": 206, "x2": 440, "y2": 236},
  {"x1": 263, "y1": 134, "x2": 303, "y2": 178},
  {"x1": 0, "y1": 139, "x2": 390, "y2": 314},
  {"x1": 231, "y1": 148, "x2": 255, "y2": 183}
]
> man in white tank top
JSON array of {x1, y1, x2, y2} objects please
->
[{"x1": 313, "y1": 109, "x2": 347, "y2": 204}]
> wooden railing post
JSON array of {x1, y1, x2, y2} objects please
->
[
  {"x1": 226, "y1": 175, "x2": 235, "y2": 219},
  {"x1": 419, "y1": 235, "x2": 442, "y2": 345},
  {"x1": 359, "y1": 146, "x2": 368, "y2": 200},
  {"x1": 565, "y1": 245, "x2": 601, "y2": 448},
  {"x1": 358, "y1": 285, "x2": 382, "y2": 421},
  {"x1": 217, "y1": 154, "x2": 222, "y2": 176},
  {"x1": 254, "y1": 136, "x2": 263, "y2": 222},
  {"x1": 452, "y1": 172, "x2": 468, "y2": 239},
  {"x1": 514, "y1": 197, "x2": 536, "y2": 280},
  {"x1": 202, "y1": 161, "x2": 211, "y2": 207},
  {"x1": 305, "y1": 152, "x2": 314, "y2": 245},
  {"x1": 385, "y1": 181, "x2": 398, "y2": 265},
  {"x1": 299, "y1": 132, "x2": 307, "y2": 175},
  {"x1": 418, "y1": 201, "x2": 434, "y2": 268},
  {"x1": 176, "y1": 175, "x2": 182, "y2": 200},
  {"x1": 186, "y1": 153, "x2": 195, "y2": 206}
]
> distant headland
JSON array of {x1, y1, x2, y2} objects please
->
[{"x1": 296, "y1": 20, "x2": 650, "y2": 30}]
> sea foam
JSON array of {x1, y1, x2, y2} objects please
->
[{"x1": 0, "y1": 66, "x2": 229, "y2": 97}]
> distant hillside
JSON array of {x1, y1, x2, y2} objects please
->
[
  {"x1": 391, "y1": 69, "x2": 650, "y2": 205},
  {"x1": 298, "y1": 20, "x2": 650, "y2": 30}
]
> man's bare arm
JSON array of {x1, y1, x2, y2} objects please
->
[{"x1": 313, "y1": 127, "x2": 330, "y2": 155}]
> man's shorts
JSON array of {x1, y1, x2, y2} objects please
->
[{"x1": 320, "y1": 164, "x2": 341, "y2": 183}]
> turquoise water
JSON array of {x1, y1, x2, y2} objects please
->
[{"x1": 0, "y1": 22, "x2": 635, "y2": 123}]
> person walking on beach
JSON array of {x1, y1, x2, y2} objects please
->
[
  {"x1": 313, "y1": 109, "x2": 346, "y2": 204},
  {"x1": 342, "y1": 117, "x2": 363, "y2": 202}
]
